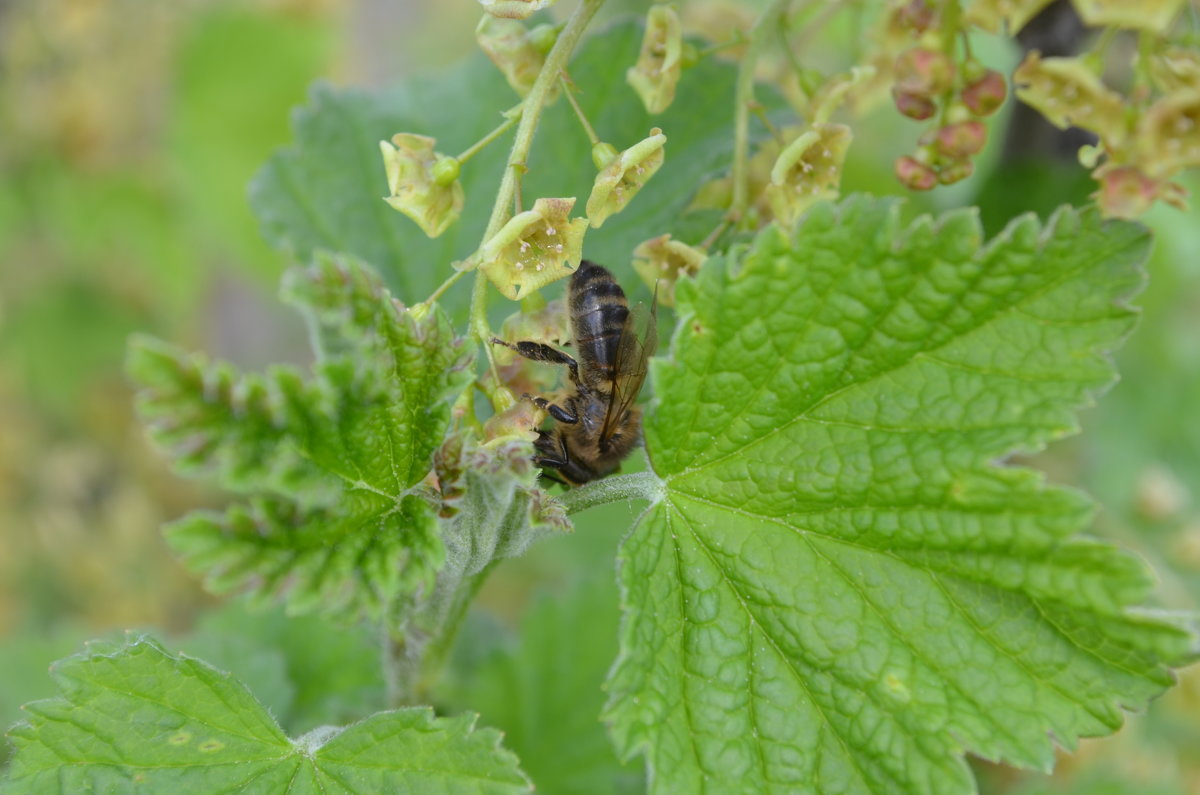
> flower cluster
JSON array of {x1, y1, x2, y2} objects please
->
[{"x1": 1015, "y1": 50, "x2": 1198, "y2": 217}]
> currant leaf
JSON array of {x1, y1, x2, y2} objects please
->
[{"x1": 605, "y1": 198, "x2": 1197, "y2": 794}]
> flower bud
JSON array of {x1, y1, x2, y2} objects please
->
[
  {"x1": 478, "y1": 0, "x2": 556, "y2": 20},
  {"x1": 893, "y1": 88, "x2": 937, "y2": 120},
  {"x1": 631, "y1": 234, "x2": 706, "y2": 307},
  {"x1": 937, "y1": 158, "x2": 974, "y2": 185},
  {"x1": 478, "y1": 197, "x2": 588, "y2": 300},
  {"x1": 895, "y1": 155, "x2": 938, "y2": 190},
  {"x1": 586, "y1": 129, "x2": 667, "y2": 228},
  {"x1": 627, "y1": 5, "x2": 683, "y2": 114},
  {"x1": 895, "y1": 0, "x2": 936, "y2": 32},
  {"x1": 961, "y1": 69, "x2": 1007, "y2": 116},
  {"x1": 1094, "y1": 165, "x2": 1161, "y2": 218},
  {"x1": 934, "y1": 120, "x2": 987, "y2": 158},
  {"x1": 380, "y1": 134, "x2": 464, "y2": 238},
  {"x1": 894, "y1": 47, "x2": 956, "y2": 96}
]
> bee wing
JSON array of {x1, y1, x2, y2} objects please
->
[{"x1": 599, "y1": 294, "x2": 658, "y2": 450}]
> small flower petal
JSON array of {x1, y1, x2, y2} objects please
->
[
  {"x1": 380, "y1": 134, "x2": 464, "y2": 238},
  {"x1": 479, "y1": 197, "x2": 588, "y2": 300},
  {"x1": 631, "y1": 234, "x2": 706, "y2": 308},
  {"x1": 1137, "y1": 90, "x2": 1200, "y2": 179},
  {"x1": 1073, "y1": 0, "x2": 1185, "y2": 33},
  {"x1": 1013, "y1": 52, "x2": 1127, "y2": 147},
  {"x1": 586, "y1": 129, "x2": 667, "y2": 228},
  {"x1": 764, "y1": 124, "x2": 852, "y2": 226}
]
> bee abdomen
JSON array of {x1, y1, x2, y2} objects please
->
[{"x1": 570, "y1": 261, "x2": 629, "y2": 381}]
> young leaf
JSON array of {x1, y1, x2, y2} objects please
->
[
  {"x1": 605, "y1": 198, "x2": 1197, "y2": 794},
  {"x1": 127, "y1": 253, "x2": 473, "y2": 620},
  {"x1": 2, "y1": 636, "x2": 530, "y2": 794},
  {"x1": 249, "y1": 21, "x2": 772, "y2": 305}
]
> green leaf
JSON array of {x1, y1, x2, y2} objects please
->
[
  {"x1": 184, "y1": 600, "x2": 385, "y2": 737},
  {"x1": 445, "y1": 577, "x2": 642, "y2": 795},
  {"x1": 2, "y1": 636, "x2": 530, "y2": 794},
  {"x1": 249, "y1": 21, "x2": 761, "y2": 305},
  {"x1": 127, "y1": 254, "x2": 473, "y2": 619},
  {"x1": 605, "y1": 198, "x2": 1198, "y2": 794}
]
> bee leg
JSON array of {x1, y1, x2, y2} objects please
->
[
  {"x1": 523, "y1": 393, "x2": 577, "y2": 424},
  {"x1": 532, "y1": 430, "x2": 569, "y2": 469},
  {"x1": 490, "y1": 338, "x2": 581, "y2": 385}
]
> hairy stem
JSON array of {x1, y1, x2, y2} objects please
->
[
  {"x1": 557, "y1": 471, "x2": 664, "y2": 514},
  {"x1": 730, "y1": 0, "x2": 792, "y2": 224}
]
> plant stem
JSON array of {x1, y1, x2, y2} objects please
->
[
  {"x1": 561, "y1": 73, "x2": 601, "y2": 145},
  {"x1": 426, "y1": 268, "x2": 468, "y2": 305},
  {"x1": 455, "y1": 102, "x2": 524, "y2": 164},
  {"x1": 556, "y1": 471, "x2": 664, "y2": 514},
  {"x1": 470, "y1": 0, "x2": 607, "y2": 400},
  {"x1": 731, "y1": 0, "x2": 792, "y2": 224}
]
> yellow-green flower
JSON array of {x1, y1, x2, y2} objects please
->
[
  {"x1": 1137, "y1": 90, "x2": 1200, "y2": 179},
  {"x1": 476, "y1": 15, "x2": 555, "y2": 97},
  {"x1": 627, "y1": 5, "x2": 683, "y2": 114},
  {"x1": 479, "y1": 0, "x2": 557, "y2": 20},
  {"x1": 1013, "y1": 53, "x2": 1126, "y2": 147},
  {"x1": 764, "y1": 124, "x2": 852, "y2": 227},
  {"x1": 380, "y1": 133, "x2": 463, "y2": 238},
  {"x1": 631, "y1": 234, "x2": 706, "y2": 307},
  {"x1": 1073, "y1": 0, "x2": 1185, "y2": 33},
  {"x1": 479, "y1": 198, "x2": 588, "y2": 300},
  {"x1": 964, "y1": 0, "x2": 1056, "y2": 34},
  {"x1": 586, "y1": 129, "x2": 667, "y2": 228}
]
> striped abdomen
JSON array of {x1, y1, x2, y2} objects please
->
[{"x1": 569, "y1": 261, "x2": 629, "y2": 390}]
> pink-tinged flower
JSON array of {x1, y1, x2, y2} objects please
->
[
  {"x1": 934, "y1": 121, "x2": 988, "y2": 158},
  {"x1": 1073, "y1": 0, "x2": 1185, "y2": 33},
  {"x1": 893, "y1": 88, "x2": 937, "y2": 120},
  {"x1": 893, "y1": 47, "x2": 956, "y2": 97},
  {"x1": 627, "y1": 6, "x2": 683, "y2": 114},
  {"x1": 1094, "y1": 165, "x2": 1188, "y2": 219},
  {"x1": 476, "y1": 15, "x2": 556, "y2": 97},
  {"x1": 380, "y1": 134, "x2": 463, "y2": 238},
  {"x1": 895, "y1": 155, "x2": 938, "y2": 190},
  {"x1": 631, "y1": 234, "x2": 706, "y2": 307},
  {"x1": 479, "y1": 0, "x2": 557, "y2": 20},
  {"x1": 936, "y1": 158, "x2": 975, "y2": 185},
  {"x1": 961, "y1": 69, "x2": 1008, "y2": 117},
  {"x1": 586, "y1": 129, "x2": 667, "y2": 228},
  {"x1": 765, "y1": 124, "x2": 853, "y2": 226},
  {"x1": 1136, "y1": 90, "x2": 1200, "y2": 178},
  {"x1": 478, "y1": 198, "x2": 588, "y2": 300},
  {"x1": 1013, "y1": 52, "x2": 1127, "y2": 146}
]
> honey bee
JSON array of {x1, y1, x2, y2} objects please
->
[{"x1": 491, "y1": 260, "x2": 657, "y2": 485}]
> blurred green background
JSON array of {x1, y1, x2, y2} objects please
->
[{"x1": 0, "y1": 1, "x2": 1196, "y2": 792}]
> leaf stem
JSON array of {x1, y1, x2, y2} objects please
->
[
  {"x1": 730, "y1": 0, "x2": 793, "y2": 224},
  {"x1": 556, "y1": 471, "x2": 664, "y2": 514}
]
